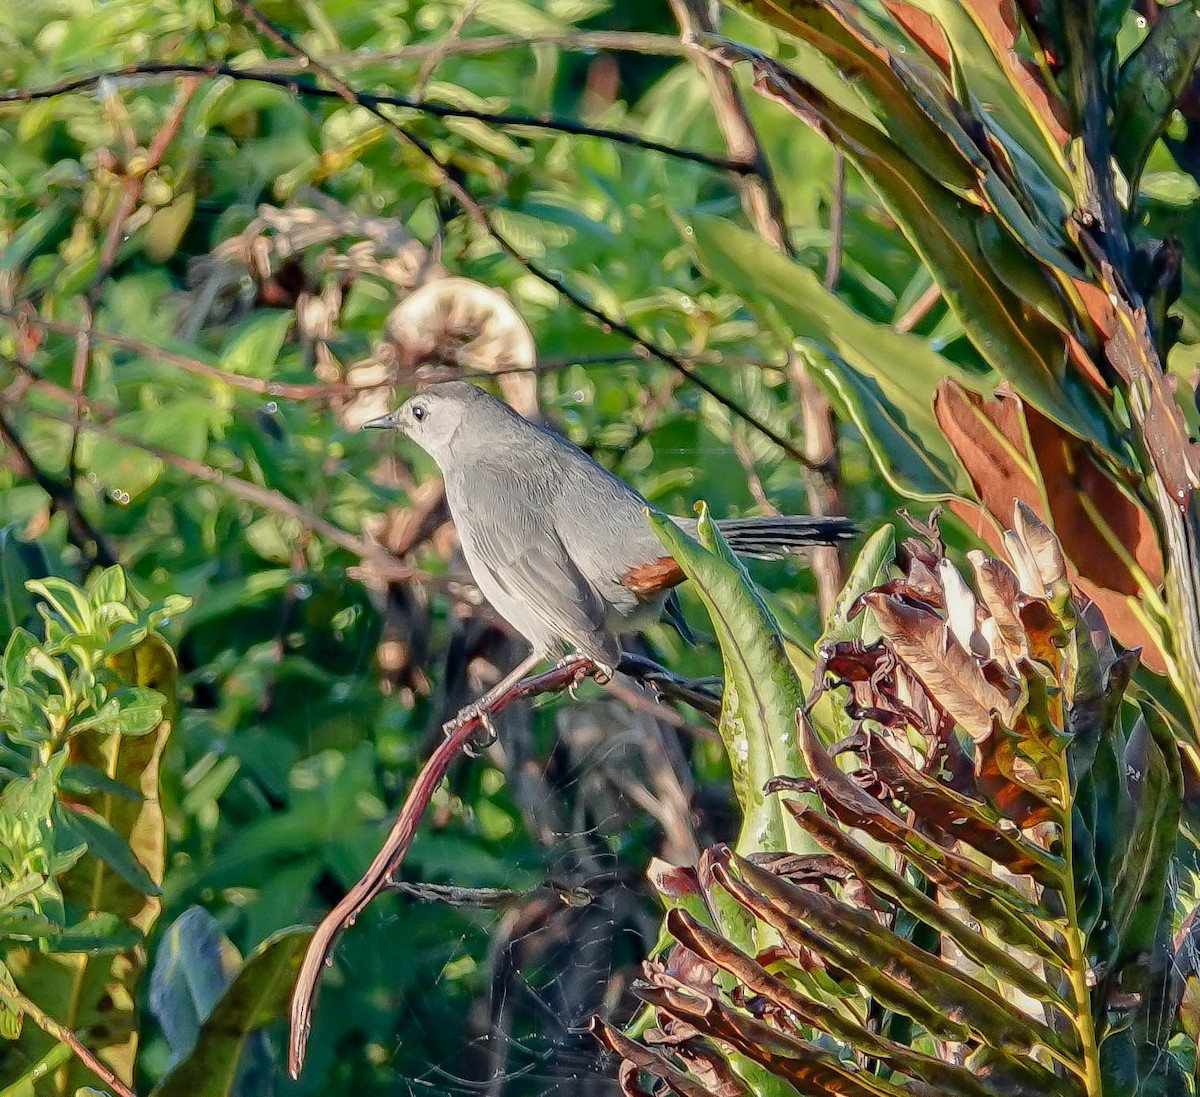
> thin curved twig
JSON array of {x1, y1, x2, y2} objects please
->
[
  {"x1": 0, "y1": 308, "x2": 347, "y2": 401},
  {"x1": 0, "y1": 63, "x2": 754, "y2": 176},
  {"x1": 287, "y1": 655, "x2": 598, "y2": 1078},
  {"x1": 0, "y1": 982, "x2": 140, "y2": 1097},
  {"x1": 26, "y1": 406, "x2": 410, "y2": 577}
]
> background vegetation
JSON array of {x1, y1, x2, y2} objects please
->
[{"x1": 2, "y1": 0, "x2": 1200, "y2": 1095}]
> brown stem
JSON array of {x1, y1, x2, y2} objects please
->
[
  {"x1": 669, "y1": 0, "x2": 845, "y2": 613},
  {"x1": 894, "y1": 282, "x2": 942, "y2": 333},
  {"x1": 287, "y1": 655, "x2": 598, "y2": 1077},
  {"x1": 0, "y1": 982, "x2": 140, "y2": 1097},
  {"x1": 65, "y1": 79, "x2": 199, "y2": 482}
]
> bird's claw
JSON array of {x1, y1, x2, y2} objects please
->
[
  {"x1": 444, "y1": 704, "x2": 497, "y2": 756},
  {"x1": 556, "y1": 655, "x2": 614, "y2": 698}
]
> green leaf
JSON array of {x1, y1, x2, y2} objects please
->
[
  {"x1": 819, "y1": 525, "x2": 895, "y2": 648},
  {"x1": 6, "y1": 633, "x2": 175, "y2": 1089},
  {"x1": 911, "y1": 0, "x2": 1072, "y2": 193},
  {"x1": 218, "y1": 311, "x2": 293, "y2": 379},
  {"x1": 86, "y1": 565, "x2": 127, "y2": 608},
  {"x1": 0, "y1": 909, "x2": 61, "y2": 942},
  {"x1": 149, "y1": 907, "x2": 241, "y2": 1069},
  {"x1": 0, "y1": 962, "x2": 22, "y2": 1040},
  {"x1": 697, "y1": 41, "x2": 1115, "y2": 447},
  {"x1": 2, "y1": 629, "x2": 38, "y2": 691},
  {"x1": 53, "y1": 805, "x2": 161, "y2": 896},
  {"x1": 0, "y1": 528, "x2": 51, "y2": 638},
  {"x1": 59, "y1": 763, "x2": 143, "y2": 801},
  {"x1": 0, "y1": 203, "x2": 68, "y2": 274},
  {"x1": 151, "y1": 926, "x2": 314, "y2": 1097},
  {"x1": 25, "y1": 577, "x2": 94, "y2": 635},
  {"x1": 0, "y1": 1042, "x2": 71, "y2": 1097},
  {"x1": 73, "y1": 686, "x2": 166, "y2": 737},
  {"x1": 686, "y1": 217, "x2": 968, "y2": 498},
  {"x1": 1113, "y1": 0, "x2": 1200, "y2": 188},
  {"x1": 648, "y1": 505, "x2": 814, "y2": 857}
]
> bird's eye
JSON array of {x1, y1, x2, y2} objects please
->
[{"x1": 412, "y1": 404, "x2": 427, "y2": 422}]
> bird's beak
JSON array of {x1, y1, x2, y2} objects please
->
[{"x1": 362, "y1": 411, "x2": 399, "y2": 431}]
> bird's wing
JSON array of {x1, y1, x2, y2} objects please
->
[{"x1": 469, "y1": 514, "x2": 621, "y2": 669}]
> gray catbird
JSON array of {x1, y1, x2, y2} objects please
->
[{"x1": 365, "y1": 381, "x2": 853, "y2": 729}]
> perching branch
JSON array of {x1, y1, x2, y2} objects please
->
[
  {"x1": 0, "y1": 63, "x2": 755, "y2": 177},
  {"x1": 287, "y1": 655, "x2": 601, "y2": 1078},
  {"x1": 227, "y1": 0, "x2": 822, "y2": 472}
]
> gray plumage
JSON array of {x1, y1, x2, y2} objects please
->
[{"x1": 366, "y1": 381, "x2": 853, "y2": 673}]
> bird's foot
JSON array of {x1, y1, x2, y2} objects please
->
[
  {"x1": 554, "y1": 655, "x2": 614, "y2": 698},
  {"x1": 443, "y1": 703, "x2": 497, "y2": 756}
]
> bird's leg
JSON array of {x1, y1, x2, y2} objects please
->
[{"x1": 444, "y1": 650, "x2": 545, "y2": 752}]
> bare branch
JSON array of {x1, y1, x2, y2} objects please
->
[
  {"x1": 287, "y1": 654, "x2": 601, "y2": 1078},
  {"x1": 65, "y1": 78, "x2": 199, "y2": 482},
  {"x1": 26, "y1": 406, "x2": 410, "y2": 578},
  {"x1": 0, "y1": 62, "x2": 754, "y2": 177},
  {"x1": 254, "y1": 30, "x2": 689, "y2": 69},
  {"x1": 0, "y1": 308, "x2": 346, "y2": 401}
]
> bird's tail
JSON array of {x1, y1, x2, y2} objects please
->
[{"x1": 713, "y1": 515, "x2": 855, "y2": 558}]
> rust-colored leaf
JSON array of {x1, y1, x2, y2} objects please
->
[
  {"x1": 935, "y1": 379, "x2": 1167, "y2": 670},
  {"x1": 785, "y1": 806, "x2": 1065, "y2": 1009},
  {"x1": 590, "y1": 1018, "x2": 720, "y2": 1097},
  {"x1": 865, "y1": 733, "x2": 1061, "y2": 883},
  {"x1": 719, "y1": 853, "x2": 1065, "y2": 1056},
  {"x1": 862, "y1": 591, "x2": 1016, "y2": 741},
  {"x1": 792, "y1": 715, "x2": 1064, "y2": 962},
  {"x1": 968, "y1": 551, "x2": 1028, "y2": 660},
  {"x1": 959, "y1": 0, "x2": 1070, "y2": 145},
  {"x1": 882, "y1": 2, "x2": 951, "y2": 70}
]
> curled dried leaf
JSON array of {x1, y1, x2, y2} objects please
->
[{"x1": 1012, "y1": 500, "x2": 1069, "y2": 603}]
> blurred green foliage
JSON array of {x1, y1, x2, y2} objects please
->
[{"x1": 1, "y1": 0, "x2": 1199, "y2": 1094}]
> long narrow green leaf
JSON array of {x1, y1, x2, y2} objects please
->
[
  {"x1": 648, "y1": 506, "x2": 813, "y2": 855},
  {"x1": 1113, "y1": 0, "x2": 1200, "y2": 188},
  {"x1": 152, "y1": 927, "x2": 313, "y2": 1097},
  {"x1": 701, "y1": 39, "x2": 1116, "y2": 446},
  {"x1": 686, "y1": 217, "x2": 967, "y2": 498}
]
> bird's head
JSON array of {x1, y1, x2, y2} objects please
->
[{"x1": 363, "y1": 381, "x2": 504, "y2": 466}]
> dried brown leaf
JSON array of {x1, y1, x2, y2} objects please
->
[{"x1": 863, "y1": 591, "x2": 1016, "y2": 740}]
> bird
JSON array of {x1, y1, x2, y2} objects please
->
[{"x1": 364, "y1": 381, "x2": 853, "y2": 733}]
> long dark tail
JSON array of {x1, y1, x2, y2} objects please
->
[{"x1": 714, "y1": 515, "x2": 855, "y2": 558}]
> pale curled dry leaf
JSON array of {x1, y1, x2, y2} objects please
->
[
  {"x1": 938, "y1": 557, "x2": 987, "y2": 658},
  {"x1": 1011, "y1": 500, "x2": 1068, "y2": 600},
  {"x1": 967, "y1": 550, "x2": 1028, "y2": 664}
]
